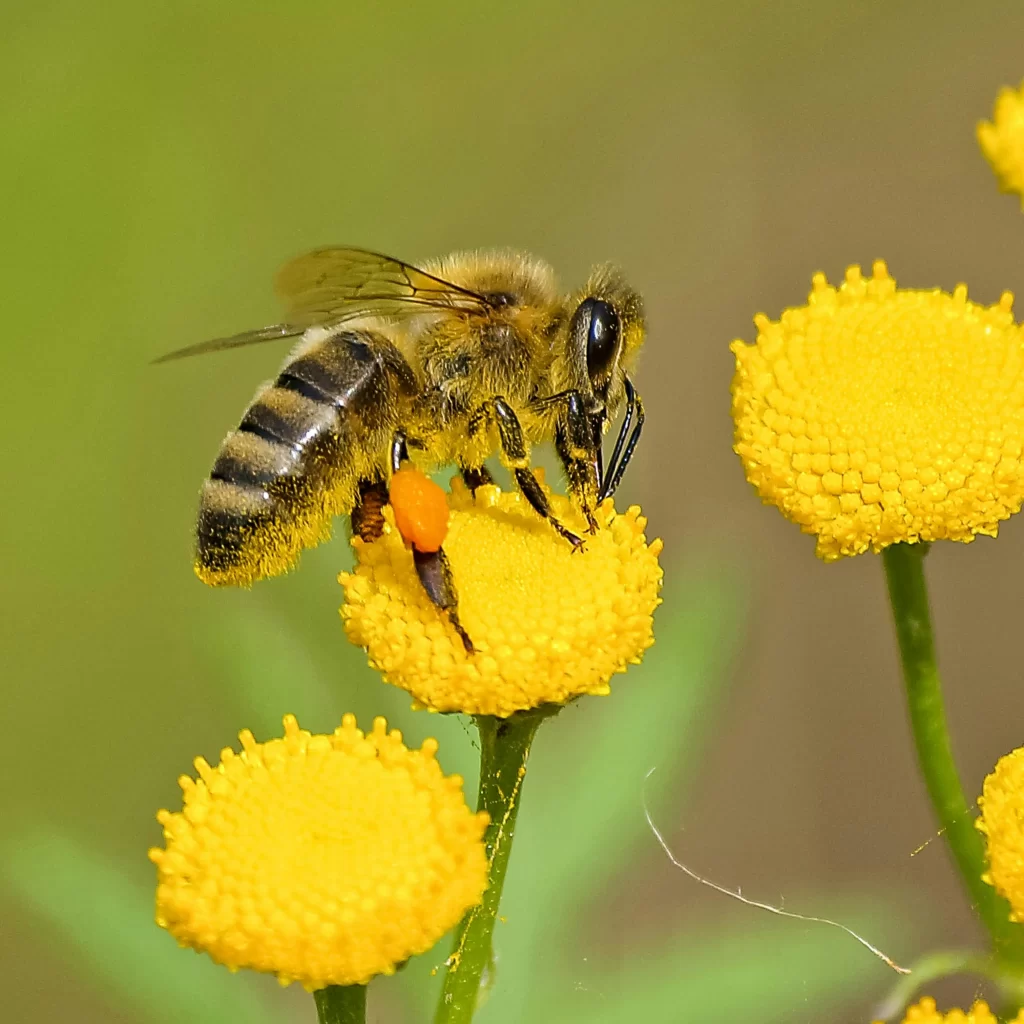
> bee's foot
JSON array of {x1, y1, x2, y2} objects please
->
[
  {"x1": 460, "y1": 465, "x2": 494, "y2": 495},
  {"x1": 450, "y1": 615, "x2": 475, "y2": 654},
  {"x1": 552, "y1": 520, "x2": 586, "y2": 551},
  {"x1": 584, "y1": 510, "x2": 599, "y2": 535}
]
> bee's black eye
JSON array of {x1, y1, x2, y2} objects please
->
[{"x1": 572, "y1": 297, "x2": 620, "y2": 384}]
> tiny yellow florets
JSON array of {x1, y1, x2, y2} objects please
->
[
  {"x1": 149, "y1": 714, "x2": 488, "y2": 989},
  {"x1": 731, "y1": 261, "x2": 1024, "y2": 560},
  {"x1": 874, "y1": 997, "x2": 1024, "y2": 1024},
  {"x1": 340, "y1": 478, "x2": 662, "y2": 717},
  {"x1": 977, "y1": 744, "x2": 1024, "y2": 921},
  {"x1": 979, "y1": 80, "x2": 1024, "y2": 201}
]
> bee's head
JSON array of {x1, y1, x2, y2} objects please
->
[{"x1": 567, "y1": 266, "x2": 645, "y2": 419}]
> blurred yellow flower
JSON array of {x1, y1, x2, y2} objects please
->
[
  {"x1": 978, "y1": 744, "x2": 1024, "y2": 920},
  {"x1": 875, "y1": 997, "x2": 1024, "y2": 1024},
  {"x1": 731, "y1": 261, "x2": 1024, "y2": 560},
  {"x1": 340, "y1": 477, "x2": 662, "y2": 717},
  {"x1": 149, "y1": 714, "x2": 487, "y2": 989},
  {"x1": 979, "y1": 80, "x2": 1024, "y2": 200}
]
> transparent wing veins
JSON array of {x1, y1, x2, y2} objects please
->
[
  {"x1": 274, "y1": 246, "x2": 490, "y2": 324},
  {"x1": 152, "y1": 324, "x2": 304, "y2": 363},
  {"x1": 155, "y1": 246, "x2": 492, "y2": 363}
]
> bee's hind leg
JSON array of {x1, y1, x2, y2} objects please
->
[
  {"x1": 413, "y1": 547, "x2": 474, "y2": 654},
  {"x1": 385, "y1": 430, "x2": 474, "y2": 654},
  {"x1": 479, "y1": 397, "x2": 585, "y2": 550}
]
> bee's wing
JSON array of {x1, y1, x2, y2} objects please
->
[
  {"x1": 152, "y1": 323, "x2": 305, "y2": 363},
  {"x1": 274, "y1": 246, "x2": 491, "y2": 323},
  {"x1": 155, "y1": 247, "x2": 492, "y2": 363}
]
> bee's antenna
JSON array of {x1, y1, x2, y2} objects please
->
[{"x1": 599, "y1": 378, "x2": 644, "y2": 500}]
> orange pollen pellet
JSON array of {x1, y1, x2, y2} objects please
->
[{"x1": 388, "y1": 466, "x2": 450, "y2": 552}]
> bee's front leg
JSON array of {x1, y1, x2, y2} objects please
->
[
  {"x1": 529, "y1": 390, "x2": 601, "y2": 533},
  {"x1": 482, "y1": 397, "x2": 585, "y2": 550},
  {"x1": 553, "y1": 392, "x2": 601, "y2": 534}
]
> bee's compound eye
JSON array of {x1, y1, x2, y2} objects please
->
[{"x1": 574, "y1": 297, "x2": 620, "y2": 383}]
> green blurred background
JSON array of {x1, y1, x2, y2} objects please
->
[{"x1": 6, "y1": 2, "x2": 1024, "y2": 1021}]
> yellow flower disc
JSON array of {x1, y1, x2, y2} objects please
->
[
  {"x1": 148, "y1": 714, "x2": 487, "y2": 989},
  {"x1": 874, "y1": 998, "x2": 1024, "y2": 1024},
  {"x1": 979, "y1": 80, "x2": 1024, "y2": 201},
  {"x1": 977, "y1": 744, "x2": 1024, "y2": 920},
  {"x1": 731, "y1": 261, "x2": 1024, "y2": 560},
  {"x1": 340, "y1": 478, "x2": 662, "y2": 717}
]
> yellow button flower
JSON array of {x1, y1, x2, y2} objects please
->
[
  {"x1": 875, "y1": 998, "x2": 1024, "y2": 1024},
  {"x1": 149, "y1": 714, "x2": 487, "y2": 989},
  {"x1": 731, "y1": 261, "x2": 1024, "y2": 560},
  {"x1": 977, "y1": 744, "x2": 1024, "y2": 921},
  {"x1": 979, "y1": 80, "x2": 1024, "y2": 201},
  {"x1": 340, "y1": 478, "x2": 662, "y2": 717}
]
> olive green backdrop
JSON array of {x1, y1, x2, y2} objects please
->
[{"x1": 5, "y1": 3, "x2": 1024, "y2": 1022}]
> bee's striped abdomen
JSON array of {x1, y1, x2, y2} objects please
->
[{"x1": 196, "y1": 330, "x2": 416, "y2": 586}]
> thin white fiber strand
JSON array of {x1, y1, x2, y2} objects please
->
[{"x1": 643, "y1": 768, "x2": 909, "y2": 976}]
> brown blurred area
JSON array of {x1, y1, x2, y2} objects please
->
[{"x1": 5, "y1": 2, "x2": 1024, "y2": 1021}]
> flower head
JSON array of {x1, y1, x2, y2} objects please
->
[
  {"x1": 340, "y1": 477, "x2": 662, "y2": 717},
  {"x1": 979, "y1": 80, "x2": 1024, "y2": 201},
  {"x1": 149, "y1": 714, "x2": 487, "y2": 989},
  {"x1": 731, "y1": 261, "x2": 1024, "y2": 560},
  {"x1": 977, "y1": 744, "x2": 1024, "y2": 920},
  {"x1": 875, "y1": 998, "x2": 1024, "y2": 1024}
]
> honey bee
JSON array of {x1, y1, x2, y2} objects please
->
[{"x1": 161, "y1": 247, "x2": 646, "y2": 649}]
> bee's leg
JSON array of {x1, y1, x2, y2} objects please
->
[
  {"x1": 387, "y1": 429, "x2": 474, "y2": 653},
  {"x1": 351, "y1": 477, "x2": 389, "y2": 541},
  {"x1": 530, "y1": 379, "x2": 645, "y2": 503},
  {"x1": 391, "y1": 430, "x2": 410, "y2": 473},
  {"x1": 413, "y1": 547, "x2": 474, "y2": 654},
  {"x1": 553, "y1": 392, "x2": 601, "y2": 533},
  {"x1": 528, "y1": 390, "x2": 601, "y2": 532},
  {"x1": 459, "y1": 464, "x2": 494, "y2": 493},
  {"x1": 486, "y1": 397, "x2": 585, "y2": 550}
]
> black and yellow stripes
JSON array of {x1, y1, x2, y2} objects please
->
[{"x1": 196, "y1": 330, "x2": 417, "y2": 585}]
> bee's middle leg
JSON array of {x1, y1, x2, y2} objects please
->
[
  {"x1": 459, "y1": 464, "x2": 494, "y2": 493},
  {"x1": 351, "y1": 476, "x2": 389, "y2": 541},
  {"x1": 480, "y1": 397, "x2": 584, "y2": 550}
]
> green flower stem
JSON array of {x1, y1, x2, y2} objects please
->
[
  {"x1": 872, "y1": 949, "x2": 1015, "y2": 1020},
  {"x1": 314, "y1": 984, "x2": 366, "y2": 1024},
  {"x1": 882, "y1": 542, "x2": 1023, "y2": 961},
  {"x1": 434, "y1": 708, "x2": 550, "y2": 1024}
]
